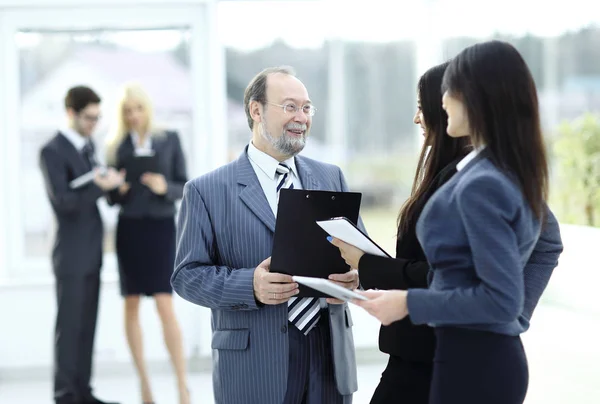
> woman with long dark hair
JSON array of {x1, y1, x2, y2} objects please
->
[
  {"x1": 351, "y1": 40, "x2": 559, "y2": 404},
  {"x1": 334, "y1": 62, "x2": 469, "y2": 403}
]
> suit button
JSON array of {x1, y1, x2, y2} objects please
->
[{"x1": 281, "y1": 325, "x2": 288, "y2": 333}]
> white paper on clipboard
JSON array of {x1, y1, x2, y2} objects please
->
[
  {"x1": 69, "y1": 171, "x2": 95, "y2": 189},
  {"x1": 316, "y1": 217, "x2": 391, "y2": 258}
]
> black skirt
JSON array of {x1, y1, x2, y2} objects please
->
[
  {"x1": 116, "y1": 216, "x2": 176, "y2": 297},
  {"x1": 430, "y1": 327, "x2": 529, "y2": 404},
  {"x1": 370, "y1": 355, "x2": 433, "y2": 404}
]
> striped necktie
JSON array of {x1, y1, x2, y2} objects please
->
[{"x1": 276, "y1": 163, "x2": 322, "y2": 335}]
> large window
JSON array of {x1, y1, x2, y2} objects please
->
[
  {"x1": 18, "y1": 28, "x2": 193, "y2": 260},
  {"x1": 0, "y1": 5, "x2": 223, "y2": 280}
]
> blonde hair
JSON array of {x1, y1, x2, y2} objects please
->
[{"x1": 105, "y1": 82, "x2": 159, "y2": 166}]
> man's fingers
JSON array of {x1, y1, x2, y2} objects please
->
[
  {"x1": 265, "y1": 271, "x2": 294, "y2": 283},
  {"x1": 262, "y1": 289, "x2": 299, "y2": 304},
  {"x1": 269, "y1": 289, "x2": 299, "y2": 301},
  {"x1": 269, "y1": 282, "x2": 299, "y2": 294}
]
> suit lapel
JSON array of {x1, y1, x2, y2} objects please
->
[
  {"x1": 150, "y1": 132, "x2": 164, "y2": 154},
  {"x1": 236, "y1": 149, "x2": 277, "y2": 233},
  {"x1": 56, "y1": 132, "x2": 90, "y2": 176},
  {"x1": 295, "y1": 156, "x2": 322, "y2": 190}
]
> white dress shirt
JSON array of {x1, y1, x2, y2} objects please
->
[
  {"x1": 247, "y1": 142, "x2": 302, "y2": 215},
  {"x1": 247, "y1": 142, "x2": 328, "y2": 308},
  {"x1": 456, "y1": 147, "x2": 485, "y2": 171},
  {"x1": 61, "y1": 127, "x2": 87, "y2": 151},
  {"x1": 131, "y1": 132, "x2": 154, "y2": 156}
]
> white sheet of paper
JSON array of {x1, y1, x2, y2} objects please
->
[
  {"x1": 316, "y1": 218, "x2": 390, "y2": 257},
  {"x1": 69, "y1": 171, "x2": 95, "y2": 189}
]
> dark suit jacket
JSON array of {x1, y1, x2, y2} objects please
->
[
  {"x1": 409, "y1": 152, "x2": 563, "y2": 335},
  {"x1": 359, "y1": 160, "x2": 459, "y2": 361},
  {"x1": 107, "y1": 130, "x2": 187, "y2": 218},
  {"x1": 39, "y1": 132, "x2": 104, "y2": 277},
  {"x1": 360, "y1": 158, "x2": 563, "y2": 360}
]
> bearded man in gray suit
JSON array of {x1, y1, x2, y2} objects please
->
[{"x1": 171, "y1": 66, "x2": 359, "y2": 404}]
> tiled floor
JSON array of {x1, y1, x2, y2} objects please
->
[{"x1": 2, "y1": 305, "x2": 599, "y2": 403}]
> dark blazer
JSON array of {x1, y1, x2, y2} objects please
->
[
  {"x1": 360, "y1": 158, "x2": 563, "y2": 360},
  {"x1": 39, "y1": 132, "x2": 104, "y2": 277},
  {"x1": 359, "y1": 160, "x2": 459, "y2": 362},
  {"x1": 408, "y1": 152, "x2": 563, "y2": 335},
  {"x1": 107, "y1": 130, "x2": 187, "y2": 217}
]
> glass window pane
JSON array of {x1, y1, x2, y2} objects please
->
[{"x1": 18, "y1": 28, "x2": 192, "y2": 261}]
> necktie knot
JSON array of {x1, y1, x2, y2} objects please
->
[
  {"x1": 276, "y1": 163, "x2": 291, "y2": 176},
  {"x1": 82, "y1": 142, "x2": 92, "y2": 154}
]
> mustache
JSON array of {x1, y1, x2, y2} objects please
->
[{"x1": 285, "y1": 123, "x2": 307, "y2": 131}]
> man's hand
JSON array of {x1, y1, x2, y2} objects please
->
[
  {"x1": 141, "y1": 172, "x2": 168, "y2": 195},
  {"x1": 93, "y1": 167, "x2": 124, "y2": 191},
  {"x1": 326, "y1": 269, "x2": 359, "y2": 304},
  {"x1": 253, "y1": 257, "x2": 299, "y2": 305}
]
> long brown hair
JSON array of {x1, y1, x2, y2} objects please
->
[
  {"x1": 442, "y1": 40, "x2": 548, "y2": 219},
  {"x1": 398, "y1": 62, "x2": 471, "y2": 238}
]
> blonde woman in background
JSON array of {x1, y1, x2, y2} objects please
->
[{"x1": 106, "y1": 83, "x2": 190, "y2": 404}]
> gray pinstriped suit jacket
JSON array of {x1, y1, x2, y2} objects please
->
[{"x1": 171, "y1": 146, "x2": 358, "y2": 404}]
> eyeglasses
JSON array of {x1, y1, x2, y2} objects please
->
[
  {"x1": 266, "y1": 102, "x2": 316, "y2": 117},
  {"x1": 79, "y1": 113, "x2": 101, "y2": 123}
]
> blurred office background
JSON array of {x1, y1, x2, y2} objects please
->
[{"x1": 0, "y1": 0, "x2": 599, "y2": 402}]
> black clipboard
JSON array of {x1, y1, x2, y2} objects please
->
[
  {"x1": 124, "y1": 155, "x2": 160, "y2": 182},
  {"x1": 270, "y1": 188, "x2": 362, "y2": 298}
]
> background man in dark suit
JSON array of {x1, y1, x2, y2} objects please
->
[{"x1": 39, "y1": 86, "x2": 123, "y2": 404}]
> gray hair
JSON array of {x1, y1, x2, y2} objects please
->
[{"x1": 243, "y1": 66, "x2": 296, "y2": 130}]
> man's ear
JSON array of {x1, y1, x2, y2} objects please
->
[
  {"x1": 249, "y1": 100, "x2": 263, "y2": 124},
  {"x1": 66, "y1": 107, "x2": 77, "y2": 120}
]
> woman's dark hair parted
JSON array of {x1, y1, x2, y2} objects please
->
[
  {"x1": 397, "y1": 61, "x2": 471, "y2": 237},
  {"x1": 442, "y1": 40, "x2": 549, "y2": 219}
]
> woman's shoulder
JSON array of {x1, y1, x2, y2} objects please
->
[
  {"x1": 161, "y1": 129, "x2": 182, "y2": 144},
  {"x1": 455, "y1": 157, "x2": 524, "y2": 212},
  {"x1": 115, "y1": 133, "x2": 132, "y2": 152}
]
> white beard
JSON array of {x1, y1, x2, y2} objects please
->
[{"x1": 260, "y1": 120, "x2": 307, "y2": 157}]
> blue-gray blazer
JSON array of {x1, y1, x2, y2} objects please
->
[
  {"x1": 171, "y1": 147, "x2": 358, "y2": 404},
  {"x1": 407, "y1": 152, "x2": 561, "y2": 335}
]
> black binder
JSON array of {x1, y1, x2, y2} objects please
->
[
  {"x1": 124, "y1": 154, "x2": 160, "y2": 183},
  {"x1": 271, "y1": 188, "x2": 362, "y2": 297}
]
